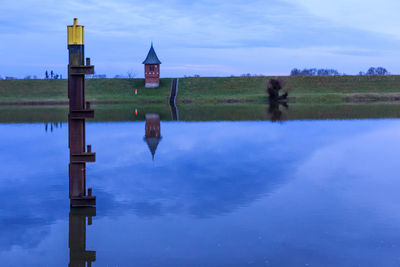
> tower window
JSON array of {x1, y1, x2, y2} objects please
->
[{"x1": 150, "y1": 65, "x2": 155, "y2": 71}]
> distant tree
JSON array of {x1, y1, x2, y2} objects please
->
[
  {"x1": 45, "y1": 71, "x2": 49, "y2": 79},
  {"x1": 50, "y1": 70, "x2": 54, "y2": 79},
  {"x1": 305, "y1": 68, "x2": 317, "y2": 76},
  {"x1": 54, "y1": 74, "x2": 59, "y2": 79},
  {"x1": 290, "y1": 68, "x2": 301, "y2": 76},
  {"x1": 126, "y1": 71, "x2": 136, "y2": 78},
  {"x1": 33, "y1": 75, "x2": 37, "y2": 79},
  {"x1": 194, "y1": 74, "x2": 200, "y2": 77},
  {"x1": 366, "y1": 67, "x2": 389, "y2": 75},
  {"x1": 317, "y1": 69, "x2": 339, "y2": 76},
  {"x1": 24, "y1": 75, "x2": 32, "y2": 79},
  {"x1": 291, "y1": 68, "x2": 340, "y2": 76},
  {"x1": 376, "y1": 67, "x2": 389, "y2": 75},
  {"x1": 366, "y1": 67, "x2": 376, "y2": 75}
]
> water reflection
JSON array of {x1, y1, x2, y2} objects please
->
[
  {"x1": 95, "y1": 122, "x2": 291, "y2": 218},
  {"x1": 68, "y1": 118, "x2": 97, "y2": 265},
  {"x1": 2, "y1": 120, "x2": 400, "y2": 265},
  {"x1": 169, "y1": 104, "x2": 179, "y2": 121},
  {"x1": 44, "y1": 122, "x2": 63, "y2": 133},
  {"x1": 69, "y1": 207, "x2": 96, "y2": 267},
  {"x1": 268, "y1": 102, "x2": 288, "y2": 122},
  {"x1": 144, "y1": 114, "x2": 162, "y2": 160}
]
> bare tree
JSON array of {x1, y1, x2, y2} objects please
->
[{"x1": 127, "y1": 71, "x2": 136, "y2": 78}]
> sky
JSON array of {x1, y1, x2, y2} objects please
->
[{"x1": 0, "y1": 0, "x2": 399, "y2": 78}]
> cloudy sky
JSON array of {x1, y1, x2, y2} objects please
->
[{"x1": 1, "y1": 0, "x2": 399, "y2": 78}]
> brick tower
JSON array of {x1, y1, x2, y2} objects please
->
[{"x1": 142, "y1": 43, "x2": 161, "y2": 88}]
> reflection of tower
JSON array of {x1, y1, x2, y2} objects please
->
[
  {"x1": 68, "y1": 18, "x2": 96, "y2": 207},
  {"x1": 144, "y1": 114, "x2": 162, "y2": 160},
  {"x1": 69, "y1": 207, "x2": 96, "y2": 267}
]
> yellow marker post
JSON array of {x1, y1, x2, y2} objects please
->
[
  {"x1": 67, "y1": 18, "x2": 95, "y2": 208},
  {"x1": 67, "y1": 18, "x2": 84, "y2": 45}
]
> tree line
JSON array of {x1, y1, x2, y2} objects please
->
[{"x1": 290, "y1": 67, "x2": 390, "y2": 76}]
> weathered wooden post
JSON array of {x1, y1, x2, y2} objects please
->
[{"x1": 68, "y1": 18, "x2": 96, "y2": 207}]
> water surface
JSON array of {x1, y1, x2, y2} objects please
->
[{"x1": 1, "y1": 116, "x2": 400, "y2": 266}]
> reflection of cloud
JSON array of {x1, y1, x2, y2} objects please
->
[
  {"x1": 1, "y1": 120, "x2": 399, "y2": 257},
  {"x1": 88, "y1": 122, "x2": 322, "y2": 218},
  {"x1": 296, "y1": 122, "x2": 400, "y2": 219}
]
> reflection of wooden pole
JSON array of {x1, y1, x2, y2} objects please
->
[
  {"x1": 69, "y1": 207, "x2": 96, "y2": 267},
  {"x1": 67, "y1": 18, "x2": 96, "y2": 207}
]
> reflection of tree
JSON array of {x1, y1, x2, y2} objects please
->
[
  {"x1": 268, "y1": 101, "x2": 289, "y2": 122},
  {"x1": 266, "y1": 79, "x2": 289, "y2": 122}
]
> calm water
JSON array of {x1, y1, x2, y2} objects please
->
[{"x1": 1, "y1": 118, "x2": 400, "y2": 266}]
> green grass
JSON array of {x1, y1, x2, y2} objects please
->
[
  {"x1": 179, "y1": 76, "x2": 400, "y2": 103},
  {"x1": 0, "y1": 78, "x2": 171, "y2": 103},
  {"x1": 1, "y1": 75, "x2": 400, "y2": 104}
]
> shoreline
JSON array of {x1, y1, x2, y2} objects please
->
[{"x1": 2, "y1": 94, "x2": 400, "y2": 106}]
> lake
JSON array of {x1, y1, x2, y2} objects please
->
[{"x1": 1, "y1": 104, "x2": 400, "y2": 266}]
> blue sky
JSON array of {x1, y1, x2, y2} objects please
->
[{"x1": 0, "y1": 0, "x2": 399, "y2": 78}]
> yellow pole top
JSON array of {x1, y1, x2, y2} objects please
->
[{"x1": 67, "y1": 18, "x2": 84, "y2": 45}]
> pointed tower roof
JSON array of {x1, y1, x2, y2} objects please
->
[
  {"x1": 142, "y1": 43, "x2": 162, "y2": 64},
  {"x1": 144, "y1": 137, "x2": 162, "y2": 160}
]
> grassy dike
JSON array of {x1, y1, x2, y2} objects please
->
[{"x1": 1, "y1": 75, "x2": 400, "y2": 104}]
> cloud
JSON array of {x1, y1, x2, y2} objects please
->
[
  {"x1": 0, "y1": 0, "x2": 400, "y2": 77},
  {"x1": 287, "y1": 0, "x2": 400, "y2": 39}
]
